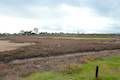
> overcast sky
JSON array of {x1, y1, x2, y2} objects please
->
[{"x1": 0, "y1": 0, "x2": 120, "y2": 33}]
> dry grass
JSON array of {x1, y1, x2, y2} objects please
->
[{"x1": 0, "y1": 36, "x2": 120, "y2": 62}]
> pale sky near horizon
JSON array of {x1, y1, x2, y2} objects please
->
[{"x1": 0, "y1": 0, "x2": 120, "y2": 33}]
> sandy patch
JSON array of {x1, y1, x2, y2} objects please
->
[{"x1": 0, "y1": 40, "x2": 34, "y2": 52}]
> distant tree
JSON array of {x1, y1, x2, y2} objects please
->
[
  {"x1": 33, "y1": 28, "x2": 39, "y2": 34},
  {"x1": 24, "y1": 31, "x2": 33, "y2": 35},
  {"x1": 19, "y1": 30, "x2": 36, "y2": 35},
  {"x1": 20, "y1": 30, "x2": 25, "y2": 35}
]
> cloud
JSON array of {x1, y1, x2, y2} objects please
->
[
  {"x1": 0, "y1": 16, "x2": 39, "y2": 33},
  {"x1": 81, "y1": 0, "x2": 120, "y2": 20},
  {"x1": 0, "y1": 2, "x2": 117, "y2": 33},
  {"x1": 59, "y1": 4, "x2": 114, "y2": 33}
]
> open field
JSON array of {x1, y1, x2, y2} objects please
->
[
  {"x1": 1, "y1": 49, "x2": 120, "y2": 80},
  {"x1": 0, "y1": 36, "x2": 120, "y2": 62},
  {"x1": 0, "y1": 35, "x2": 120, "y2": 80},
  {"x1": 23, "y1": 55, "x2": 120, "y2": 80},
  {"x1": 48, "y1": 36, "x2": 114, "y2": 40}
]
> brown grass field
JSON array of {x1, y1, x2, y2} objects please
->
[
  {"x1": 0, "y1": 36, "x2": 119, "y2": 62},
  {"x1": 0, "y1": 35, "x2": 120, "y2": 80}
]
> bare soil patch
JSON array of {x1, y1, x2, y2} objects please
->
[{"x1": 0, "y1": 40, "x2": 34, "y2": 52}]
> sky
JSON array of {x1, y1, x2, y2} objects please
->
[{"x1": 0, "y1": 0, "x2": 120, "y2": 33}]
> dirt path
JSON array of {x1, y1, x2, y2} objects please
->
[
  {"x1": 0, "y1": 40, "x2": 34, "y2": 52},
  {"x1": 10, "y1": 49, "x2": 120, "y2": 64}
]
